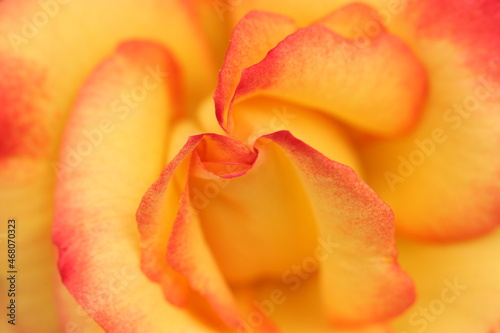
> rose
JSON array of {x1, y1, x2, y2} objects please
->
[{"x1": 0, "y1": 1, "x2": 499, "y2": 333}]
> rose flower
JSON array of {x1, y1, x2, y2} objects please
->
[{"x1": 0, "y1": 0, "x2": 499, "y2": 333}]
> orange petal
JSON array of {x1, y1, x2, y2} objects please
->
[
  {"x1": 262, "y1": 131, "x2": 415, "y2": 325},
  {"x1": 191, "y1": 134, "x2": 318, "y2": 287},
  {"x1": 190, "y1": 128, "x2": 414, "y2": 326},
  {"x1": 214, "y1": 10, "x2": 297, "y2": 130},
  {"x1": 232, "y1": 25, "x2": 427, "y2": 136},
  {"x1": 392, "y1": 230, "x2": 500, "y2": 333},
  {"x1": 191, "y1": 121, "x2": 360, "y2": 292},
  {"x1": 56, "y1": 283, "x2": 105, "y2": 333},
  {"x1": 138, "y1": 134, "x2": 257, "y2": 330},
  {"x1": 357, "y1": 0, "x2": 500, "y2": 241},
  {"x1": 167, "y1": 177, "x2": 244, "y2": 328},
  {"x1": 185, "y1": 0, "x2": 232, "y2": 65},
  {"x1": 53, "y1": 41, "x2": 216, "y2": 332},
  {"x1": 228, "y1": 96, "x2": 363, "y2": 174}
]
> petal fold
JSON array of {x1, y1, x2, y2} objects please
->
[
  {"x1": 214, "y1": 10, "x2": 297, "y2": 130},
  {"x1": 233, "y1": 26, "x2": 427, "y2": 136}
]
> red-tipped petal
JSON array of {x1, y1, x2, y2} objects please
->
[
  {"x1": 262, "y1": 131, "x2": 415, "y2": 325},
  {"x1": 233, "y1": 25, "x2": 427, "y2": 136},
  {"x1": 214, "y1": 10, "x2": 297, "y2": 130},
  {"x1": 53, "y1": 41, "x2": 216, "y2": 332}
]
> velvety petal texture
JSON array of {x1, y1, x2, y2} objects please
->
[
  {"x1": 264, "y1": 132, "x2": 415, "y2": 325},
  {"x1": 137, "y1": 129, "x2": 414, "y2": 329}
]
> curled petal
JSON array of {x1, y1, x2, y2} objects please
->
[
  {"x1": 141, "y1": 128, "x2": 414, "y2": 329},
  {"x1": 138, "y1": 134, "x2": 256, "y2": 330},
  {"x1": 214, "y1": 10, "x2": 297, "y2": 131},
  {"x1": 233, "y1": 25, "x2": 427, "y2": 136}
]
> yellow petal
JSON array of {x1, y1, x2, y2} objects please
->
[
  {"x1": 357, "y1": 0, "x2": 500, "y2": 241},
  {"x1": 393, "y1": 230, "x2": 500, "y2": 332},
  {"x1": 232, "y1": 25, "x2": 427, "y2": 136},
  {"x1": 53, "y1": 41, "x2": 216, "y2": 332},
  {"x1": 263, "y1": 132, "x2": 415, "y2": 325}
]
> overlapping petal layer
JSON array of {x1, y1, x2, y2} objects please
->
[
  {"x1": 232, "y1": 25, "x2": 426, "y2": 136},
  {"x1": 215, "y1": 8, "x2": 427, "y2": 139},
  {"x1": 0, "y1": 167, "x2": 58, "y2": 332},
  {"x1": 138, "y1": 126, "x2": 414, "y2": 328},
  {"x1": 313, "y1": 3, "x2": 385, "y2": 40},
  {"x1": 214, "y1": 11, "x2": 296, "y2": 131},
  {"x1": 224, "y1": 0, "x2": 500, "y2": 241},
  {"x1": 264, "y1": 132, "x2": 415, "y2": 325},
  {"x1": 226, "y1": 0, "x2": 357, "y2": 27},
  {"x1": 53, "y1": 41, "x2": 218, "y2": 333}
]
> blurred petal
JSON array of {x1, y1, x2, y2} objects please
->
[
  {"x1": 263, "y1": 131, "x2": 415, "y2": 325},
  {"x1": 393, "y1": 230, "x2": 500, "y2": 333},
  {"x1": 358, "y1": 0, "x2": 500, "y2": 241},
  {"x1": 313, "y1": 3, "x2": 385, "y2": 39},
  {"x1": 225, "y1": 0, "x2": 397, "y2": 28},
  {"x1": 0, "y1": 0, "x2": 215, "y2": 162},
  {"x1": 186, "y1": 0, "x2": 232, "y2": 65},
  {"x1": 53, "y1": 41, "x2": 216, "y2": 332},
  {"x1": 0, "y1": 171, "x2": 58, "y2": 332}
]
